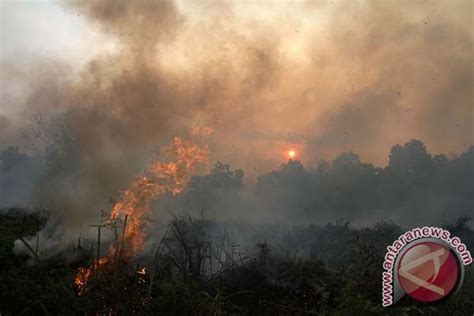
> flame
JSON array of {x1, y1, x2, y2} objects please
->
[
  {"x1": 74, "y1": 257, "x2": 109, "y2": 296},
  {"x1": 75, "y1": 267, "x2": 92, "y2": 297},
  {"x1": 109, "y1": 137, "x2": 208, "y2": 257},
  {"x1": 75, "y1": 134, "x2": 209, "y2": 296}
]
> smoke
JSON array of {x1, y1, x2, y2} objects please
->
[
  {"x1": 171, "y1": 141, "x2": 474, "y2": 229},
  {"x1": 1, "y1": 1, "x2": 473, "y2": 254}
]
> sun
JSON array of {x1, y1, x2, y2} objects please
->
[{"x1": 288, "y1": 150, "x2": 296, "y2": 159}]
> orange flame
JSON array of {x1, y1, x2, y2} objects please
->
[
  {"x1": 74, "y1": 257, "x2": 109, "y2": 296},
  {"x1": 75, "y1": 267, "x2": 92, "y2": 296},
  {"x1": 75, "y1": 135, "x2": 209, "y2": 296},
  {"x1": 109, "y1": 137, "x2": 208, "y2": 257}
]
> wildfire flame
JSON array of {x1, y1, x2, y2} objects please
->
[
  {"x1": 75, "y1": 135, "x2": 209, "y2": 296},
  {"x1": 75, "y1": 267, "x2": 92, "y2": 296},
  {"x1": 75, "y1": 257, "x2": 110, "y2": 296}
]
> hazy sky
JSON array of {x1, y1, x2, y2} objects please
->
[{"x1": 1, "y1": 0, "x2": 473, "y2": 175}]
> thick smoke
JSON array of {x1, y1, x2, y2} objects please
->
[
  {"x1": 0, "y1": 1, "x2": 473, "y2": 253},
  {"x1": 168, "y1": 140, "x2": 473, "y2": 228}
]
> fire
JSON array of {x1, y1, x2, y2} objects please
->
[
  {"x1": 75, "y1": 267, "x2": 92, "y2": 297},
  {"x1": 74, "y1": 257, "x2": 109, "y2": 297},
  {"x1": 109, "y1": 137, "x2": 209, "y2": 257},
  {"x1": 74, "y1": 135, "x2": 209, "y2": 296}
]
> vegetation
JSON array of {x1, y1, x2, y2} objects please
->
[
  {"x1": 1, "y1": 139, "x2": 473, "y2": 314},
  {"x1": 1, "y1": 209, "x2": 472, "y2": 315},
  {"x1": 2, "y1": 140, "x2": 474, "y2": 227}
]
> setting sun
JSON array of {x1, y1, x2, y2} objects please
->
[{"x1": 288, "y1": 150, "x2": 296, "y2": 159}]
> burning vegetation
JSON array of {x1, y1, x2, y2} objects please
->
[{"x1": 74, "y1": 135, "x2": 208, "y2": 297}]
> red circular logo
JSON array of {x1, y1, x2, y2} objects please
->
[{"x1": 397, "y1": 241, "x2": 460, "y2": 302}]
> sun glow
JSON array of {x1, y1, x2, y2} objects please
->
[{"x1": 288, "y1": 150, "x2": 296, "y2": 159}]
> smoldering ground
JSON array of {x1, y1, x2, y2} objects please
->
[{"x1": 0, "y1": 0, "x2": 473, "y2": 255}]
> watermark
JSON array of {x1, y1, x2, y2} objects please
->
[{"x1": 382, "y1": 226, "x2": 472, "y2": 307}]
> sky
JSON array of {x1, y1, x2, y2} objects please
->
[
  {"x1": 0, "y1": 0, "x2": 110, "y2": 65},
  {"x1": 1, "y1": 0, "x2": 473, "y2": 175}
]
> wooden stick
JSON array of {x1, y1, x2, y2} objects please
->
[
  {"x1": 97, "y1": 226, "x2": 101, "y2": 268},
  {"x1": 90, "y1": 224, "x2": 107, "y2": 275}
]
